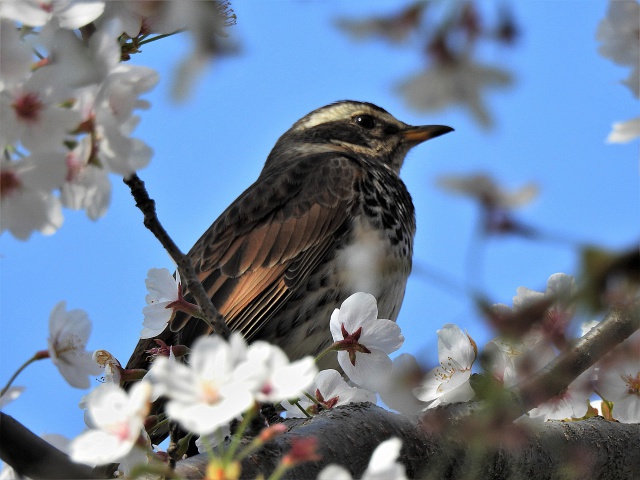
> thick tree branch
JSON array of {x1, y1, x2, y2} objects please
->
[
  {"x1": 123, "y1": 173, "x2": 230, "y2": 338},
  {"x1": 0, "y1": 412, "x2": 101, "y2": 479}
]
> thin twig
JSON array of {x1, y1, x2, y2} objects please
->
[{"x1": 123, "y1": 173, "x2": 230, "y2": 338}]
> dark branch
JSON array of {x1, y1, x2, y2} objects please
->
[
  {"x1": 123, "y1": 173, "x2": 230, "y2": 338},
  {"x1": 0, "y1": 412, "x2": 101, "y2": 479}
]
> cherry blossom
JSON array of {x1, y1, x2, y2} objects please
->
[
  {"x1": 235, "y1": 341, "x2": 317, "y2": 403},
  {"x1": 0, "y1": 75, "x2": 80, "y2": 153},
  {"x1": 528, "y1": 370, "x2": 594, "y2": 421},
  {"x1": 140, "y1": 268, "x2": 183, "y2": 339},
  {"x1": 512, "y1": 273, "x2": 577, "y2": 347},
  {"x1": 0, "y1": 154, "x2": 65, "y2": 239},
  {"x1": 0, "y1": 19, "x2": 33, "y2": 89},
  {"x1": 147, "y1": 335, "x2": 258, "y2": 435},
  {"x1": 596, "y1": 0, "x2": 639, "y2": 142},
  {"x1": 318, "y1": 437, "x2": 407, "y2": 480},
  {"x1": 330, "y1": 293, "x2": 404, "y2": 389},
  {"x1": 415, "y1": 324, "x2": 476, "y2": 408},
  {"x1": 398, "y1": 56, "x2": 512, "y2": 128},
  {"x1": 70, "y1": 382, "x2": 152, "y2": 466},
  {"x1": 0, "y1": 0, "x2": 105, "y2": 30},
  {"x1": 282, "y1": 369, "x2": 375, "y2": 418},
  {"x1": 47, "y1": 301, "x2": 101, "y2": 389},
  {"x1": 61, "y1": 136, "x2": 111, "y2": 220},
  {"x1": 606, "y1": 118, "x2": 640, "y2": 144},
  {"x1": 597, "y1": 358, "x2": 640, "y2": 423},
  {"x1": 376, "y1": 354, "x2": 429, "y2": 415}
]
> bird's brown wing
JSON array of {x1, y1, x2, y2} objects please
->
[{"x1": 125, "y1": 153, "x2": 360, "y2": 372}]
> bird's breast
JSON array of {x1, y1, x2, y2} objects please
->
[{"x1": 335, "y1": 214, "x2": 413, "y2": 321}]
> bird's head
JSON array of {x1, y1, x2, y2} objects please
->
[{"x1": 265, "y1": 100, "x2": 453, "y2": 174}]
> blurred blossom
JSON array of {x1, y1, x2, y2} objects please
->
[
  {"x1": 282, "y1": 369, "x2": 375, "y2": 418},
  {"x1": 597, "y1": 358, "x2": 640, "y2": 423},
  {"x1": 61, "y1": 136, "x2": 111, "y2": 220},
  {"x1": 512, "y1": 273, "x2": 577, "y2": 348},
  {"x1": 527, "y1": 369, "x2": 594, "y2": 421},
  {"x1": 318, "y1": 437, "x2": 407, "y2": 480},
  {"x1": 0, "y1": 0, "x2": 105, "y2": 29},
  {"x1": 597, "y1": 0, "x2": 640, "y2": 142},
  {"x1": 596, "y1": 0, "x2": 640, "y2": 71},
  {"x1": 416, "y1": 324, "x2": 476, "y2": 408},
  {"x1": 147, "y1": 336, "x2": 258, "y2": 435},
  {"x1": 397, "y1": 56, "x2": 513, "y2": 128},
  {"x1": 438, "y1": 173, "x2": 538, "y2": 210},
  {"x1": 376, "y1": 353, "x2": 429, "y2": 415},
  {"x1": 235, "y1": 341, "x2": 317, "y2": 404},
  {"x1": 437, "y1": 173, "x2": 538, "y2": 236},
  {"x1": 0, "y1": 386, "x2": 25, "y2": 408},
  {"x1": 330, "y1": 293, "x2": 404, "y2": 390},
  {"x1": 70, "y1": 382, "x2": 152, "y2": 466},
  {"x1": 0, "y1": 19, "x2": 33, "y2": 88},
  {"x1": 0, "y1": 154, "x2": 65, "y2": 239},
  {"x1": 336, "y1": 2, "x2": 426, "y2": 44},
  {"x1": 47, "y1": 301, "x2": 101, "y2": 389},
  {"x1": 484, "y1": 332, "x2": 555, "y2": 388},
  {"x1": 0, "y1": 75, "x2": 80, "y2": 153},
  {"x1": 606, "y1": 118, "x2": 640, "y2": 143}
]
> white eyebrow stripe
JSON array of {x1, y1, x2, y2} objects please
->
[{"x1": 292, "y1": 104, "x2": 396, "y2": 131}]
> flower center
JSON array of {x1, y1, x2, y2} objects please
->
[
  {"x1": 13, "y1": 93, "x2": 44, "y2": 123},
  {"x1": 623, "y1": 371, "x2": 640, "y2": 396},
  {"x1": 0, "y1": 170, "x2": 22, "y2": 198}
]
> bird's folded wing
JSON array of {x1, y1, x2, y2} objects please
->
[{"x1": 125, "y1": 153, "x2": 359, "y2": 371}]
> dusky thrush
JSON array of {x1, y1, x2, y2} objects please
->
[{"x1": 126, "y1": 100, "x2": 452, "y2": 377}]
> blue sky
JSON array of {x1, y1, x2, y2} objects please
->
[{"x1": 1, "y1": 2, "x2": 637, "y2": 442}]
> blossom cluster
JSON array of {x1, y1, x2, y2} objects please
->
[
  {"x1": 0, "y1": 1, "x2": 234, "y2": 240},
  {"x1": 2, "y1": 273, "x2": 638, "y2": 477},
  {"x1": 596, "y1": 0, "x2": 640, "y2": 143}
]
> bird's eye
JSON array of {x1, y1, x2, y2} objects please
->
[{"x1": 354, "y1": 115, "x2": 375, "y2": 129}]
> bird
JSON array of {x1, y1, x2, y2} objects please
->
[{"x1": 126, "y1": 100, "x2": 452, "y2": 377}]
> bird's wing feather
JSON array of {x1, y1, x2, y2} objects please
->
[{"x1": 125, "y1": 153, "x2": 360, "y2": 372}]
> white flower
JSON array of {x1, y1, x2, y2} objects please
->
[
  {"x1": 528, "y1": 370, "x2": 593, "y2": 421},
  {"x1": 597, "y1": 358, "x2": 640, "y2": 423},
  {"x1": 61, "y1": 136, "x2": 111, "y2": 220},
  {"x1": 235, "y1": 341, "x2": 317, "y2": 403},
  {"x1": 606, "y1": 118, "x2": 640, "y2": 143},
  {"x1": 147, "y1": 336, "x2": 258, "y2": 435},
  {"x1": 0, "y1": 19, "x2": 33, "y2": 89},
  {"x1": 70, "y1": 382, "x2": 152, "y2": 466},
  {"x1": 484, "y1": 332, "x2": 556, "y2": 388},
  {"x1": 0, "y1": 154, "x2": 66, "y2": 239},
  {"x1": 376, "y1": 354, "x2": 429, "y2": 415},
  {"x1": 0, "y1": 75, "x2": 80, "y2": 153},
  {"x1": 0, "y1": 0, "x2": 105, "y2": 29},
  {"x1": 140, "y1": 268, "x2": 181, "y2": 339},
  {"x1": 318, "y1": 437, "x2": 407, "y2": 480},
  {"x1": 47, "y1": 301, "x2": 101, "y2": 389},
  {"x1": 512, "y1": 273, "x2": 576, "y2": 345},
  {"x1": 330, "y1": 293, "x2": 404, "y2": 390},
  {"x1": 398, "y1": 56, "x2": 512, "y2": 128},
  {"x1": 282, "y1": 369, "x2": 375, "y2": 418},
  {"x1": 416, "y1": 324, "x2": 476, "y2": 408},
  {"x1": 0, "y1": 386, "x2": 25, "y2": 408}
]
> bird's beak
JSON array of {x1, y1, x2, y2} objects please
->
[{"x1": 402, "y1": 125, "x2": 454, "y2": 145}]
